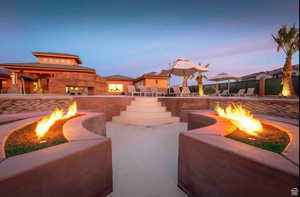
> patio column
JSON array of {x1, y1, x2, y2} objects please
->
[
  {"x1": 7, "y1": 72, "x2": 20, "y2": 93},
  {"x1": 259, "y1": 78, "x2": 265, "y2": 96},
  {"x1": 182, "y1": 75, "x2": 189, "y2": 88}
]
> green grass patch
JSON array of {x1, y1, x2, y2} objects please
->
[
  {"x1": 226, "y1": 123, "x2": 290, "y2": 153},
  {"x1": 5, "y1": 114, "x2": 82, "y2": 158}
]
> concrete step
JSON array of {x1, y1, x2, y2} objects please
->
[
  {"x1": 111, "y1": 97, "x2": 179, "y2": 126},
  {"x1": 112, "y1": 116, "x2": 180, "y2": 126},
  {"x1": 120, "y1": 111, "x2": 171, "y2": 119},
  {"x1": 130, "y1": 100, "x2": 162, "y2": 107},
  {"x1": 126, "y1": 105, "x2": 166, "y2": 112},
  {"x1": 134, "y1": 97, "x2": 158, "y2": 102}
]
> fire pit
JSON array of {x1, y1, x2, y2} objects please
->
[
  {"x1": 0, "y1": 108, "x2": 112, "y2": 197},
  {"x1": 178, "y1": 106, "x2": 299, "y2": 197},
  {"x1": 4, "y1": 101, "x2": 82, "y2": 157},
  {"x1": 214, "y1": 103, "x2": 290, "y2": 153}
]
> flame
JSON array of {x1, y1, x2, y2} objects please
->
[
  {"x1": 35, "y1": 108, "x2": 64, "y2": 139},
  {"x1": 35, "y1": 101, "x2": 77, "y2": 139},
  {"x1": 63, "y1": 101, "x2": 77, "y2": 119},
  {"x1": 214, "y1": 103, "x2": 263, "y2": 136},
  {"x1": 282, "y1": 79, "x2": 291, "y2": 97}
]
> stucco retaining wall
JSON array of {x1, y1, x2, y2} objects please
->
[
  {"x1": 0, "y1": 112, "x2": 112, "y2": 197},
  {"x1": 178, "y1": 111, "x2": 299, "y2": 197},
  {"x1": 74, "y1": 96, "x2": 134, "y2": 121}
]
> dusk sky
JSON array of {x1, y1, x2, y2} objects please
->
[{"x1": 0, "y1": 0, "x2": 299, "y2": 85}]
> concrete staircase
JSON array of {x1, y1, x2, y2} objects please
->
[{"x1": 112, "y1": 97, "x2": 179, "y2": 126}]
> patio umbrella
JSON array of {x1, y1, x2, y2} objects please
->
[
  {"x1": 208, "y1": 72, "x2": 240, "y2": 93},
  {"x1": 160, "y1": 58, "x2": 209, "y2": 87}
]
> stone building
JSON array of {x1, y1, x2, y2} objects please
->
[{"x1": 0, "y1": 52, "x2": 106, "y2": 95}]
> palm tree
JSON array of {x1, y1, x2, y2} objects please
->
[
  {"x1": 272, "y1": 24, "x2": 299, "y2": 97},
  {"x1": 191, "y1": 63, "x2": 209, "y2": 96}
]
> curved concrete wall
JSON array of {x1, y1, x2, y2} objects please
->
[
  {"x1": 178, "y1": 111, "x2": 299, "y2": 197},
  {"x1": 0, "y1": 112, "x2": 112, "y2": 197}
]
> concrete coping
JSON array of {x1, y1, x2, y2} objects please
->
[
  {"x1": 0, "y1": 94, "x2": 298, "y2": 102},
  {"x1": 0, "y1": 111, "x2": 107, "y2": 181},
  {"x1": 0, "y1": 111, "x2": 50, "y2": 125},
  {"x1": 186, "y1": 111, "x2": 299, "y2": 177},
  {"x1": 63, "y1": 111, "x2": 104, "y2": 141},
  {"x1": 0, "y1": 94, "x2": 73, "y2": 99}
]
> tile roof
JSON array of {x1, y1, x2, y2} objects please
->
[
  {"x1": 135, "y1": 71, "x2": 169, "y2": 81},
  {"x1": 0, "y1": 63, "x2": 95, "y2": 73},
  {"x1": 104, "y1": 75, "x2": 134, "y2": 81}
]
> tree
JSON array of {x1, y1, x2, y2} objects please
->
[
  {"x1": 272, "y1": 24, "x2": 299, "y2": 97},
  {"x1": 191, "y1": 63, "x2": 209, "y2": 96}
]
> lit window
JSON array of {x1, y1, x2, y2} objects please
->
[{"x1": 108, "y1": 84, "x2": 123, "y2": 92}]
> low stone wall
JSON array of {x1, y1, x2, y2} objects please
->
[
  {"x1": 0, "y1": 96, "x2": 72, "y2": 114},
  {"x1": 208, "y1": 97, "x2": 299, "y2": 119},
  {"x1": 158, "y1": 97, "x2": 299, "y2": 120},
  {"x1": 75, "y1": 96, "x2": 134, "y2": 121},
  {"x1": 0, "y1": 96, "x2": 298, "y2": 120}
]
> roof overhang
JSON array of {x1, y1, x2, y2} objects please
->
[{"x1": 32, "y1": 52, "x2": 82, "y2": 64}]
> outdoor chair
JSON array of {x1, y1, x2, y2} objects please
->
[
  {"x1": 181, "y1": 87, "x2": 191, "y2": 96},
  {"x1": 161, "y1": 88, "x2": 168, "y2": 96},
  {"x1": 0, "y1": 88, "x2": 8, "y2": 94},
  {"x1": 234, "y1": 89, "x2": 246, "y2": 96},
  {"x1": 245, "y1": 88, "x2": 255, "y2": 96},
  {"x1": 211, "y1": 89, "x2": 221, "y2": 96},
  {"x1": 220, "y1": 89, "x2": 229, "y2": 96},
  {"x1": 150, "y1": 86, "x2": 165, "y2": 96},
  {"x1": 140, "y1": 86, "x2": 152, "y2": 96},
  {"x1": 128, "y1": 85, "x2": 141, "y2": 96},
  {"x1": 171, "y1": 86, "x2": 181, "y2": 96}
]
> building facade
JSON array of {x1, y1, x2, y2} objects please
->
[
  {"x1": 0, "y1": 52, "x2": 106, "y2": 95},
  {"x1": 104, "y1": 72, "x2": 169, "y2": 95},
  {"x1": 134, "y1": 72, "x2": 169, "y2": 89},
  {"x1": 104, "y1": 75, "x2": 134, "y2": 95},
  {"x1": 241, "y1": 64, "x2": 299, "y2": 81}
]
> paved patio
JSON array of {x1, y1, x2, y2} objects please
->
[{"x1": 106, "y1": 122, "x2": 188, "y2": 197}]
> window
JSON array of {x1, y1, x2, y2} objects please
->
[
  {"x1": 155, "y1": 80, "x2": 158, "y2": 84},
  {"x1": 108, "y1": 84, "x2": 123, "y2": 92}
]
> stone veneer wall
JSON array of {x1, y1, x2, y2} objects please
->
[
  {"x1": 0, "y1": 97, "x2": 72, "y2": 114},
  {"x1": 208, "y1": 98, "x2": 299, "y2": 119},
  {"x1": 158, "y1": 97, "x2": 299, "y2": 120},
  {"x1": 0, "y1": 96, "x2": 298, "y2": 120}
]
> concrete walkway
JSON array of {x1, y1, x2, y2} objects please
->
[{"x1": 106, "y1": 122, "x2": 188, "y2": 197}]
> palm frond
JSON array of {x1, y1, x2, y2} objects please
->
[{"x1": 272, "y1": 24, "x2": 299, "y2": 55}]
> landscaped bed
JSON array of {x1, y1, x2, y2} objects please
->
[
  {"x1": 226, "y1": 123, "x2": 290, "y2": 153},
  {"x1": 5, "y1": 114, "x2": 82, "y2": 157}
]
